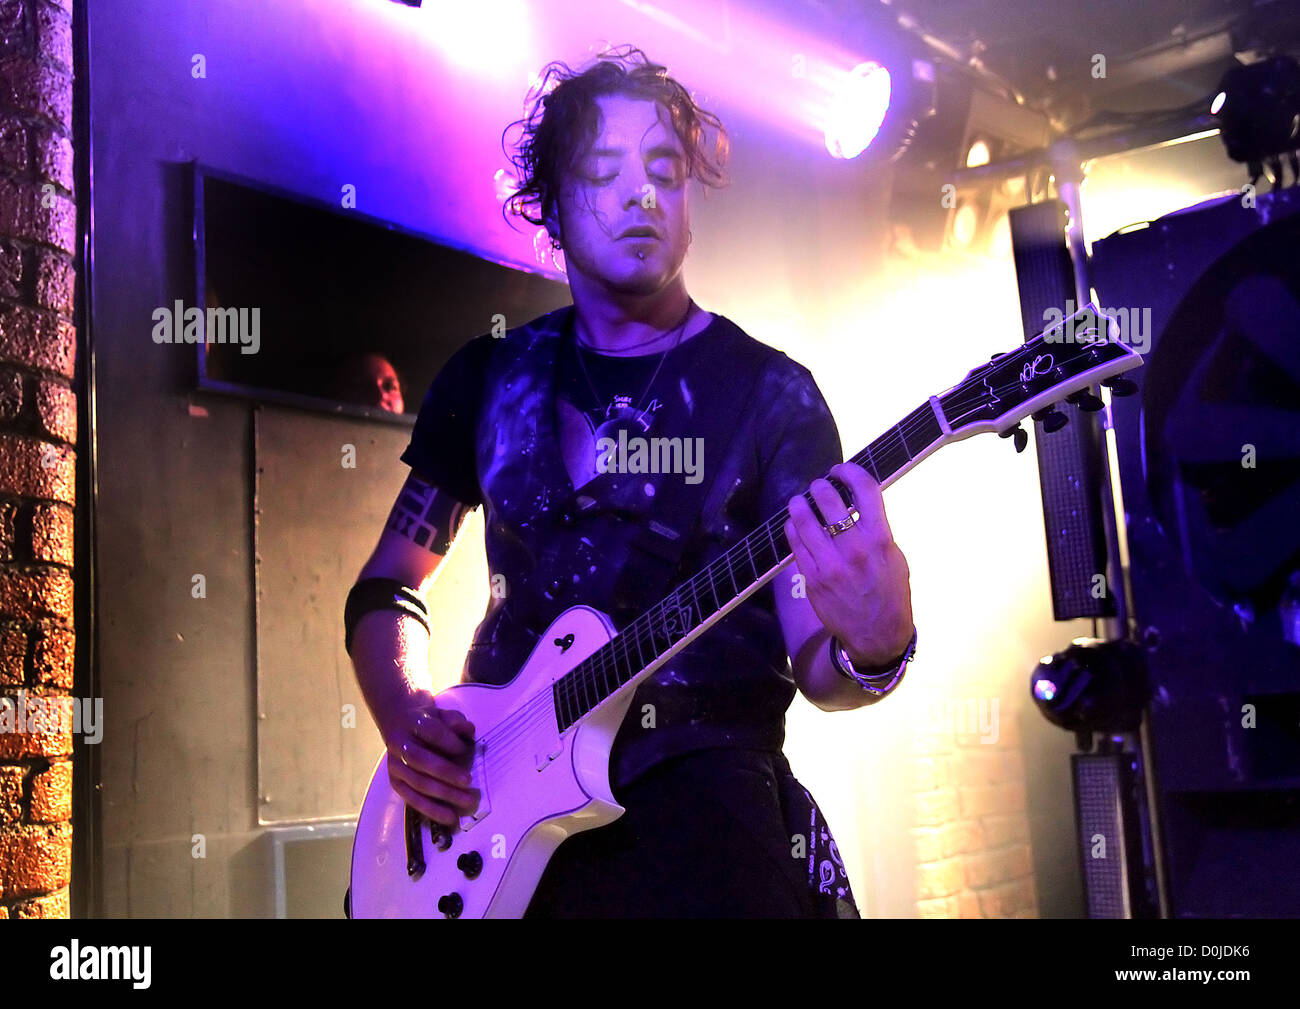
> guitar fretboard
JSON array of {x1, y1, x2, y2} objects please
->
[{"x1": 552, "y1": 401, "x2": 945, "y2": 731}]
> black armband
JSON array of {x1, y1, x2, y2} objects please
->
[{"x1": 344, "y1": 578, "x2": 430, "y2": 656}]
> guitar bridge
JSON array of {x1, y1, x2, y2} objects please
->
[
  {"x1": 458, "y1": 742, "x2": 491, "y2": 832},
  {"x1": 405, "y1": 804, "x2": 426, "y2": 879}
]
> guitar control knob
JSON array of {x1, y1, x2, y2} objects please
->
[
  {"x1": 438, "y1": 893, "x2": 464, "y2": 919},
  {"x1": 432, "y1": 828, "x2": 453, "y2": 851},
  {"x1": 457, "y1": 851, "x2": 484, "y2": 879}
]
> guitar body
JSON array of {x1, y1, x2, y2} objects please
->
[{"x1": 350, "y1": 605, "x2": 635, "y2": 919}]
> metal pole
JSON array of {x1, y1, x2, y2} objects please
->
[
  {"x1": 1052, "y1": 153, "x2": 1129, "y2": 638},
  {"x1": 1054, "y1": 150, "x2": 1172, "y2": 919}
]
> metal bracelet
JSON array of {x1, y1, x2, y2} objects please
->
[{"x1": 829, "y1": 627, "x2": 916, "y2": 696}]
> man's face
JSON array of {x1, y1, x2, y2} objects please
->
[
  {"x1": 345, "y1": 353, "x2": 404, "y2": 414},
  {"x1": 550, "y1": 94, "x2": 691, "y2": 296}
]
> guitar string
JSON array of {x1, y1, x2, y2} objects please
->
[
  {"x1": 467, "y1": 350, "x2": 1116, "y2": 764},
  {"x1": 472, "y1": 356, "x2": 1113, "y2": 769},
  {"x1": 456, "y1": 345, "x2": 1129, "y2": 798},
  {"x1": 475, "y1": 437, "x2": 944, "y2": 768},
  {"x1": 472, "y1": 410, "x2": 938, "y2": 760},
  {"x1": 475, "y1": 357, "x2": 1111, "y2": 769},
  {"x1": 474, "y1": 388, "x2": 1111, "y2": 788},
  {"x1": 549, "y1": 359, "x2": 1093, "y2": 719}
]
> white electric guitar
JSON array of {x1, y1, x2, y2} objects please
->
[{"x1": 350, "y1": 304, "x2": 1142, "y2": 918}]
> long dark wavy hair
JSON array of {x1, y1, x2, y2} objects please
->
[{"x1": 501, "y1": 44, "x2": 729, "y2": 236}]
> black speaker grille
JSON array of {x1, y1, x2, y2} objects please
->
[
  {"x1": 1010, "y1": 201, "x2": 1116, "y2": 619},
  {"x1": 1073, "y1": 754, "x2": 1130, "y2": 918}
]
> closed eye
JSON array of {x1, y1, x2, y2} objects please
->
[{"x1": 650, "y1": 160, "x2": 684, "y2": 186}]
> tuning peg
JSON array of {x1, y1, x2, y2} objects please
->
[
  {"x1": 1066, "y1": 389, "x2": 1105, "y2": 412},
  {"x1": 999, "y1": 424, "x2": 1028, "y2": 453},
  {"x1": 1102, "y1": 376, "x2": 1138, "y2": 396},
  {"x1": 1032, "y1": 406, "x2": 1070, "y2": 433}
]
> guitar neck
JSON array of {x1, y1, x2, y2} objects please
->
[{"x1": 552, "y1": 399, "x2": 947, "y2": 730}]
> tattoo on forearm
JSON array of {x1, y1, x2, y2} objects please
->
[{"x1": 386, "y1": 473, "x2": 470, "y2": 554}]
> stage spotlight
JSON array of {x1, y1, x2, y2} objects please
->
[
  {"x1": 965, "y1": 137, "x2": 991, "y2": 168},
  {"x1": 825, "y1": 61, "x2": 893, "y2": 160},
  {"x1": 824, "y1": 51, "x2": 936, "y2": 162},
  {"x1": 1030, "y1": 638, "x2": 1149, "y2": 745},
  {"x1": 1211, "y1": 53, "x2": 1300, "y2": 183}
]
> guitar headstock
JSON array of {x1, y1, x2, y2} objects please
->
[{"x1": 939, "y1": 303, "x2": 1144, "y2": 441}]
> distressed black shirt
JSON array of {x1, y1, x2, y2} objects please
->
[{"x1": 399, "y1": 304, "x2": 842, "y2": 788}]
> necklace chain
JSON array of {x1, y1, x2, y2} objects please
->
[
  {"x1": 572, "y1": 300, "x2": 696, "y2": 422},
  {"x1": 573, "y1": 305, "x2": 693, "y2": 354}
]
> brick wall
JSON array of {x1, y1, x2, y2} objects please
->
[
  {"x1": 0, "y1": 0, "x2": 77, "y2": 920},
  {"x1": 912, "y1": 703, "x2": 1040, "y2": 918}
]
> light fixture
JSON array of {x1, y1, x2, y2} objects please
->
[
  {"x1": 1030, "y1": 638, "x2": 1149, "y2": 747},
  {"x1": 825, "y1": 61, "x2": 893, "y2": 160},
  {"x1": 1211, "y1": 53, "x2": 1300, "y2": 185},
  {"x1": 822, "y1": 35, "x2": 936, "y2": 164},
  {"x1": 965, "y1": 137, "x2": 991, "y2": 168}
]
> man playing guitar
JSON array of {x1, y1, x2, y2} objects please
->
[{"x1": 345, "y1": 45, "x2": 916, "y2": 917}]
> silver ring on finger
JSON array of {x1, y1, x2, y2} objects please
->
[{"x1": 825, "y1": 512, "x2": 857, "y2": 537}]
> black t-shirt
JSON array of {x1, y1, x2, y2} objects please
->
[{"x1": 400, "y1": 304, "x2": 842, "y2": 788}]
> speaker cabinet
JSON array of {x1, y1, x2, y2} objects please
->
[
  {"x1": 1072, "y1": 751, "x2": 1160, "y2": 918},
  {"x1": 1090, "y1": 186, "x2": 1300, "y2": 917}
]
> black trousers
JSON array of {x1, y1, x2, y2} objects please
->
[{"x1": 524, "y1": 747, "x2": 859, "y2": 918}]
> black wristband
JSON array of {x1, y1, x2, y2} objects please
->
[{"x1": 344, "y1": 578, "x2": 430, "y2": 656}]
